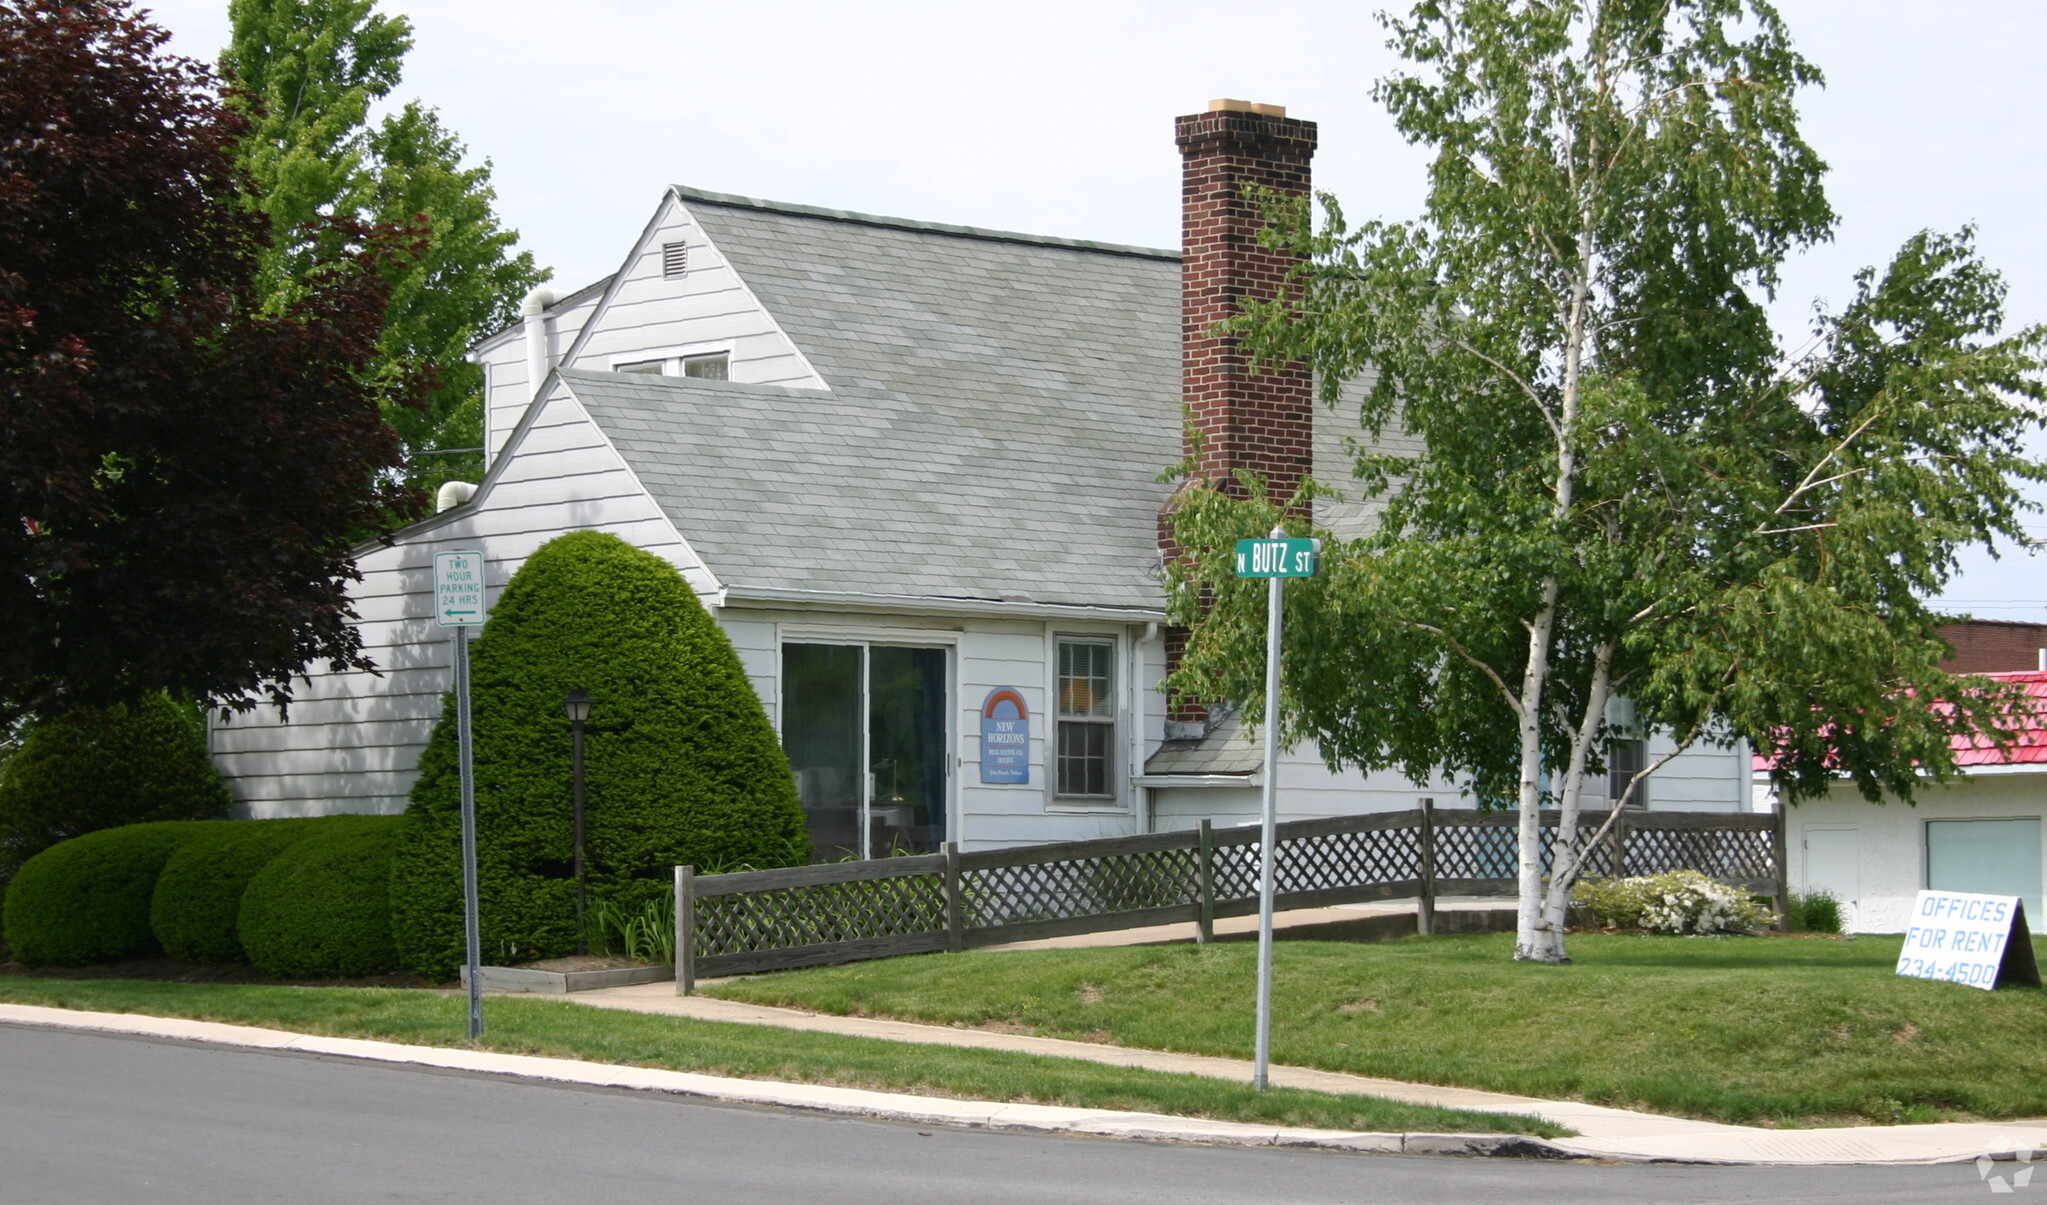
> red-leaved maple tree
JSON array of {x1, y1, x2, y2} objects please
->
[{"x1": 0, "y1": 0, "x2": 423, "y2": 720}]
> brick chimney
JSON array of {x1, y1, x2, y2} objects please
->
[
  {"x1": 1161, "y1": 100, "x2": 1317, "y2": 733},
  {"x1": 1175, "y1": 99, "x2": 1318, "y2": 505}
]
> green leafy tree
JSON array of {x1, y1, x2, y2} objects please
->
[
  {"x1": 1166, "y1": 0, "x2": 2045, "y2": 963},
  {"x1": 391, "y1": 532, "x2": 808, "y2": 979},
  {"x1": 224, "y1": 0, "x2": 545, "y2": 499}
]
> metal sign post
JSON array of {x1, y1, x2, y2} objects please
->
[
  {"x1": 434, "y1": 550, "x2": 488, "y2": 1041},
  {"x1": 1233, "y1": 529, "x2": 1319, "y2": 1091}
]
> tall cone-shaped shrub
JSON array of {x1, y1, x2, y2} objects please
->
[{"x1": 392, "y1": 531, "x2": 806, "y2": 978}]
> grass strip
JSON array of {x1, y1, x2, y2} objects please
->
[
  {"x1": 0, "y1": 976, "x2": 1566, "y2": 1138},
  {"x1": 703, "y1": 931, "x2": 2047, "y2": 1128}
]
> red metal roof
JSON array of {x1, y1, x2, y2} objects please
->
[
  {"x1": 1952, "y1": 671, "x2": 2047, "y2": 766},
  {"x1": 1751, "y1": 671, "x2": 2047, "y2": 772}
]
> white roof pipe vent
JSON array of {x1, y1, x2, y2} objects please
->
[
  {"x1": 435, "y1": 481, "x2": 479, "y2": 513},
  {"x1": 522, "y1": 286, "x2": 558, "y2": 401}
]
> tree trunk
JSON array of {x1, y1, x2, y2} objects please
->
[
  {"x1": 1530, "y1": 641, "x2": 1619, "y2": 962},
  {"x1": 1514, "y1": 108, "x2": 1601, "y2": 963},
  {"x1": 1512, "y1": 581, "x2": 1563, "y2": 962}
]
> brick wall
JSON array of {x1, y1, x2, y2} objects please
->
[{"x1": 1937, "y1": 620, "x2": 2047, "y2": 674}]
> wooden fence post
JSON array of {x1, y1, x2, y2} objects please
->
[
  {"x1": 943, "y1": 841, "x2": 964, "y2": 952},
  {"x1": 1770, "y1": 806, "x2": 1791, "y2": 932},
  {"x1": 675, "y1": 865, "x2": 696, "y2": 996},
  {"x1": 1416, "y1": 799, "x2": 1437, "y2": 937},
  {"x1": 1196, "y1": 819, "x2": 1215, "y2": 945}
]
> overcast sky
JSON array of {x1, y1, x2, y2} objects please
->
[{"x1": 141, "y1": 0, "x2": 2046, "y2": 620}]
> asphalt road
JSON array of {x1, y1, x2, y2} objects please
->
[{"x1": 0, "y1": 1024, "x2": 2011, "y2": 1204}]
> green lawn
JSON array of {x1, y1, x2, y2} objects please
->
[
  {"x1": 702, "y1": 932, "x2": 2047, "y2": 1128},
  {"x1": 0, "y1": 976, "x2": 1562, "y2": 1137}
]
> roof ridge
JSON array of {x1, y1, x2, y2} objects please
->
[
  {"x1": 670, "y1": 184, "x2": 1180, "y2": 262},
  {"x1": 557, "y1": 365, "x2": 830, "y2": 396}
]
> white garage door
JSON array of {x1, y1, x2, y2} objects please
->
[{"x1": 1926, "y1": 818, "x2": 2042, "y2": 931}]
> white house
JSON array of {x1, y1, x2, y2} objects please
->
[
  {"x1": 1779, "y1": 671, "x2": 2046, "y2": 934},
  {"x1": 210, "y1": 101, "x2": 1752, "y2": 855}
]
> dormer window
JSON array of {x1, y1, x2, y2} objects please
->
[
  {"x1": 609, "y1": 350, "x2": 731, "y2": 379},
  {"x1": 682, "y1": 352, "x2": 728, "y2": 380}
]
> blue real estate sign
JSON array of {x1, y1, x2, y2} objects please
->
[{"x1": 980, "y1": 688, "x2": 1030, "y2": 784}]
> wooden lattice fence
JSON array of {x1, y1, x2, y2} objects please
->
[{"x1": 674, "y1": 804, "x2": 1787, "y2": 990}]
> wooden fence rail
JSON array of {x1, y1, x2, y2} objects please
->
[{"x1": 674, "y1": 805, "x2": 1787, "y2": 991}]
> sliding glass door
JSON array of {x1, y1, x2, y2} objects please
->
[{"x1": 781, "y1": 643, "x2": 948, "y2": 860}]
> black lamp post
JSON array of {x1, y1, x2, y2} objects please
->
[{"x1": 563, "y1": 688, "x2": 593, "y2": 954}]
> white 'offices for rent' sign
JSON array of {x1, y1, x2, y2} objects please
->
[{"x1": 1895, "y1": 890, "x2": 2038, "y2": 991}]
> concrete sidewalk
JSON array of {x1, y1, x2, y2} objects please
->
[
  {"x1": 567, "y1": 981, "x2": 2047, "y2": 1166},
  {"x1": 971, "y1": 897, "x2": 1515, "y2": 952}
]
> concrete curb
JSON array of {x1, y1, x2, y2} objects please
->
[
  {"x1": 0, "y1": 1003, "x2": 1567, "y2": 1160},
  {"x1": 9, "y1": 1001, "x2": 2041, "y2": 1165}
]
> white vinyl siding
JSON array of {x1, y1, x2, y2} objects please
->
[
  {"x1": 210, "y1": 383, "x2": 710, "y2": 817},
  {"x1": 475, "y1": 284, "x2": 603, "y2": 467},
  {"x1": 562, "y1": 194, "x2": 822, "y2": 392}
]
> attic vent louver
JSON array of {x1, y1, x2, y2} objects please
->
[{"x1": 662, "y1": 241, "x2": 688, "y2": 278}]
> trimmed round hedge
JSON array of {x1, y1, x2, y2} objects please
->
[
  {"x1": 149, "y1": 818, "x2": 322, "y2": 963},
  {"x1": 239, "y1": 815, "x2": 403, "y2": 979},
  {"x1": 0, "y1": 693, "x2": 232, "y2": 886},
  {"x1": 3, "y1": 820, "x2": 230, "y2": 964},
  {"x1": 392, "y1": 530, "x2": 808, "y2": 979}
]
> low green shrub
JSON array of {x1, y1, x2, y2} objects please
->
[
  {"x1": 1570, "y1": 870, "x2": 1774, "y2": 935},
  {"x1": 238, "y1": 815, "x2": 403, "y2": 979},
  {"x1": 1787, "y1": 889, "x2": 1845, "y2": 935},
  {"x1": 149, "y1": 819, "x2": 323, "y2": 962},
  {"x1": 0, "y1": 694, "x2": 231, "y2": 886},
  {"x1": 3, "y1": 821, "x2": 229, "y2": 964}
]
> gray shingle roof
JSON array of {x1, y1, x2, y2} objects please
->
[
  {"x1": 1142, "y1": 709, "x2": 1263, "y2": 776},
  {"x1": 556, "y1": 192, "x2": 1185, "y2": 610},
  {"x1": 562, "y1": 361, "x2": 1174, "y2": 609}
]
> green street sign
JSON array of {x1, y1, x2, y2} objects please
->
[{"x1": 1234, "y1": 537, "x2": 1321, "y2": 578}]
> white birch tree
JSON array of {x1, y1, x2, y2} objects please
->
[{"x1": 1163, "y1": 0, "x2": 2044, "y2": 963}]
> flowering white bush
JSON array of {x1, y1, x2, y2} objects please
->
[{"x1": 1570, "y1": 870, "x2": 1773, "y2": 935}]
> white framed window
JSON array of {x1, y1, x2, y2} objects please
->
[
  {"x1": 608, "y1": 347, "x2": 732, "y2": 379},
  {"x1": 682, "y1": 351, "x2": 729, "y2": 380},
  {"x1": 1055, "y1": 637, "x2": 1116, "y2": 800}
]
